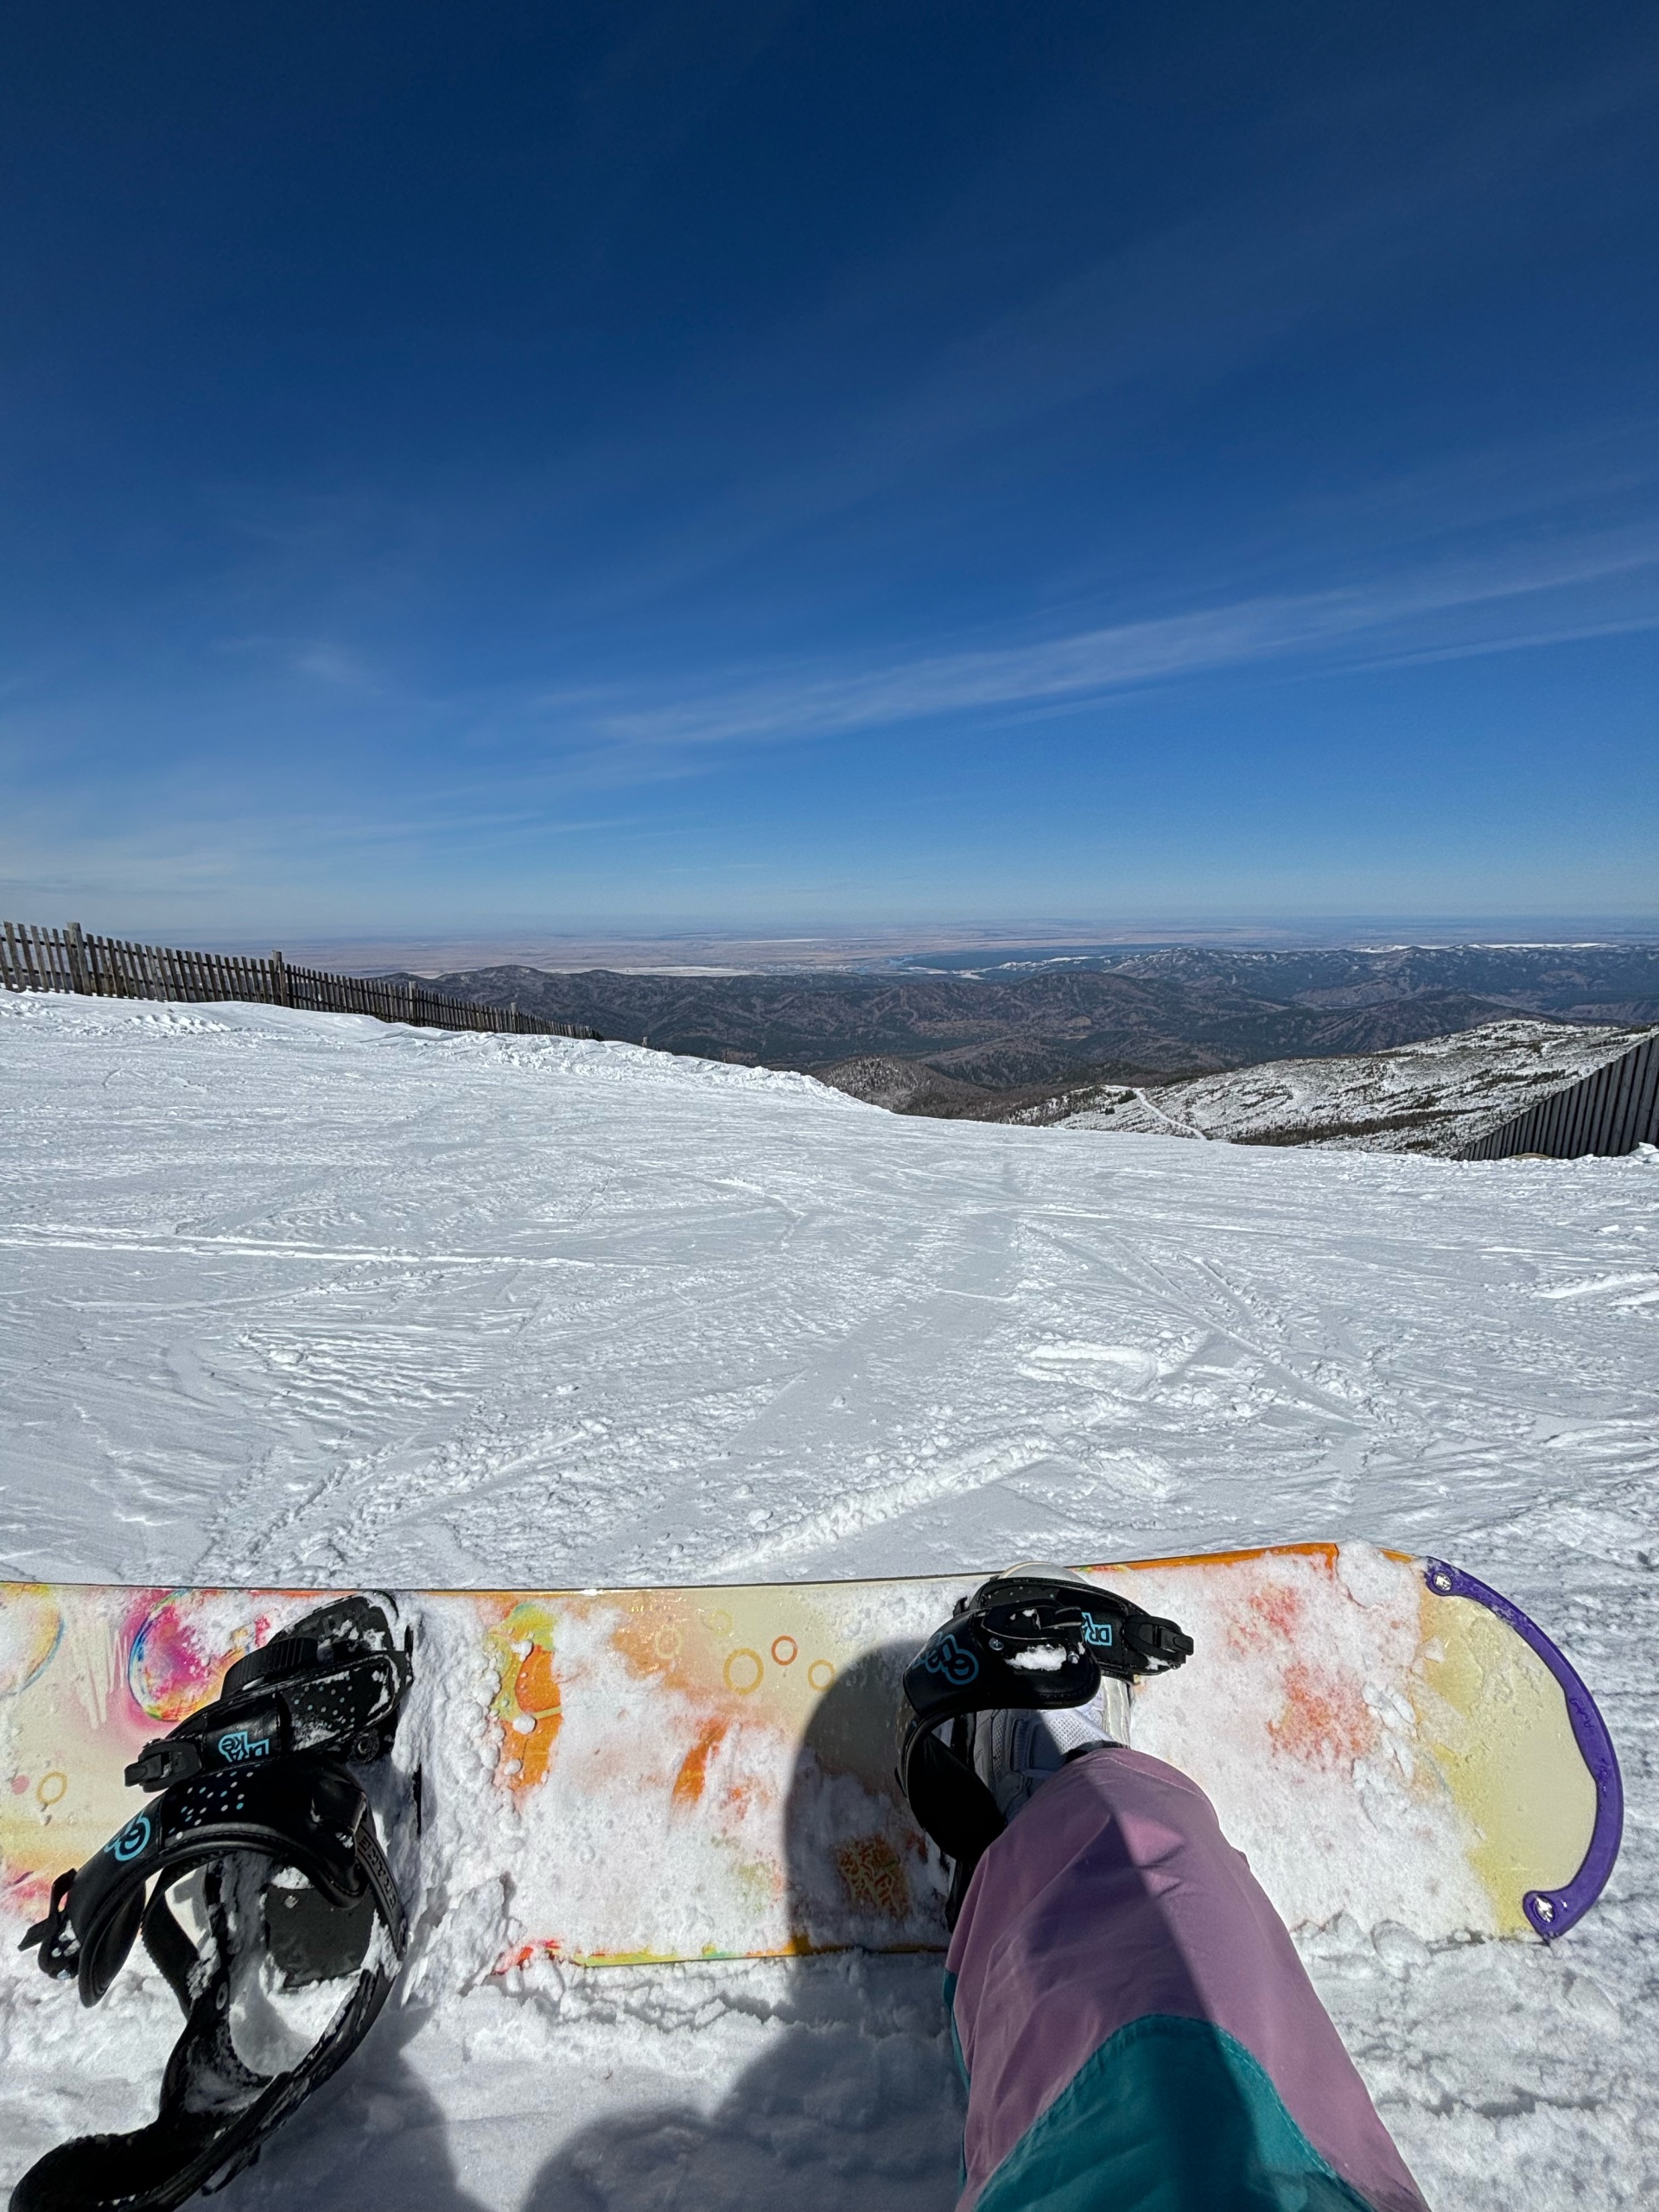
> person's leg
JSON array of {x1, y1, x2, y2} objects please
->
[{"x1": 945, "y1": 1747, "x2": 1429, "y2": 2212}]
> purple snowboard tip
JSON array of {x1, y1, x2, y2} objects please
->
[{"x1": 1422, "y1": 1559, "x2": 1623, "y2": 1942}]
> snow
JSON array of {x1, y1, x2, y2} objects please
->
[
  {"x1": 1, "y1": 989, "x2": 1656, "y2": 2208},
  {"x1": 1059, "y1": 1017, "x2": 1654, "y2": 1153}
]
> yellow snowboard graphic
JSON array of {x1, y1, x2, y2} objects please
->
[{"x1": 0, "y1": 1544, "x2": 1619, "y2": 1970}]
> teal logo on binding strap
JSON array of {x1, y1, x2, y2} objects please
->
[
  {"x1": 108, "y1": 1813, "x2": 152, "y2": 1863},
  {"x1": 1080, "y1": 1613, "x2": 1116, "y2": 1650},
  {"x1": 217, "y1": 1729, "x2": 270, "y2": 1764},
  {"x1": 924, "y1": 1632, "x2": 979, "y2": 1686}
]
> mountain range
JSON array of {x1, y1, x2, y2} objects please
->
[{"x1": 388, "y1": 943, "x2": 1659, "y2": 1100}]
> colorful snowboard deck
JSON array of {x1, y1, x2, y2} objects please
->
[{"x1": 0, "y1": 1543, "x2": 1621, "y2": 1974}]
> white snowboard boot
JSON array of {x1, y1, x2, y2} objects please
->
[{"x1": 969, "y1": 1564, "x2": 1132, "y2": 1822}]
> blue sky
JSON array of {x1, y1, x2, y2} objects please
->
[{"x1": 3, "y1": 0, "x2": 1657, "y2": 938}]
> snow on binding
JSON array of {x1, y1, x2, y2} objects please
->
[
  {"x1": 1, "y1": 1547, "x2": 1620, "y2": 2026},
  {"x1": 900, "y1": 1567, "x2": 1193, "y2": 1922},
  {"x1": 10, "y1": 1599, "x2": 416, "y2": 2212}
]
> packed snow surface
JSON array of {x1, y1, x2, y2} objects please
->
[
  {"x1": 1061, "y1": 1016, "x2": 1653, "y2": 1153},
  {"x1": 2, "y1": 992, "x2": 1656, "y2": 2209}
]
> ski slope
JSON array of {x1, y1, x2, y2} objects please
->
[
  {"x1": 1058, "y1": 1017, "x2": 1650, "y2": 1154},
  {"x1": 1, "y1": 990, "x2": 1655, "y2": 2209}
]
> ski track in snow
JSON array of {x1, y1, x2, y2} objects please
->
[{"x1": 1, "y1": 991, "x2": 1656, "y2": 2209}]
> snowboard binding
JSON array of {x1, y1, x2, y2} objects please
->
[
  {"x1": 899, "y1": 1568, "x2": 1192, "y2": 1924},
  {"x1": 13, "y1": 1597, "x2": 416, "y2": 2212},
  {"x1": 121, "y1": 1593, "x2": 413, "y2": 1792}
]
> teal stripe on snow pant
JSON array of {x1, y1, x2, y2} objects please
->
[
  {"x1": 972, "y1": 2014, "x2": 1380, "y2": 2212},
  {"x1": 944, "y1": 1971, "x2": 969, "y2": 2088},
  {"x1": 944, "y1": 1971, "x2": 969, "y2": 2194}
]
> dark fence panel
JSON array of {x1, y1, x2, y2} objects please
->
[
  {"x1": 0, "y1": 919, "x2": 600, "y2": 1044},
  {"x1": 1462, "y1": 1032, "x2": 1659, "y2": 1160}
]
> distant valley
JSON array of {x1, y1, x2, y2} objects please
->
[{"x1": 391, "y1": 943, "x2": 1659, "y2": 1113}]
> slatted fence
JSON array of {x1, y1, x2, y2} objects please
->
[
  {"x1": 0, "y1": 919, "x2": 599, "y2": 1041},
  {"x1": 1462, "y1": 1031, "x2": 1659, "y2": 1160}
]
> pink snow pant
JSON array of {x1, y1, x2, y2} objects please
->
[{"x1": 944, "y1": 1748, "x2": 1430, "y2": 2212}]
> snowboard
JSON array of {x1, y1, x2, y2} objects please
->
[{"x1": 0, "y1": 1543, "x2": 1621, "y2": 1978}]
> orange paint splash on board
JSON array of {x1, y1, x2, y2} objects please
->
[
  {"x1": 722, "y1": 1774, "x2": 760, "y2": 1818},
  {"x1": 1269, "y1": 1660, "x2": 1377, "y2": 1770},
  {"x1": 507, "y1": 1641, "x2": 563, "y2": 1791},
  {"x1": 672, "y1": 1718, "x2": 730, "y2": 1809},
  {"x1": 1229, "y1": 1580, "x2": 1307, "y2": 1654}
]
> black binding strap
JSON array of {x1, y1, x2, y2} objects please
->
[
  {"x1": 22, "y1": 1756, "x2": 405, "y2": 2005},
  {"x1": 899, "y1": 1574, "x2": 1192, "y2": 1921},
  {"x1": 13, "y1": 1758, "x2": 408, "y2": 2212},
  {"x1": 123, "y1": 1597, "x2": 412, "y2": 1793},
  {"x1": 12, "y1": 1599, "x2": 413, "y2": 2212}
]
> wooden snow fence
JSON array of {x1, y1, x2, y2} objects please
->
[
  {"x1": 0, "y1": 920, "x2": 599, "y2": 1042},
  {"x1": 1461, "y1": 1029, "x2": 1659, "y2": 1162}
]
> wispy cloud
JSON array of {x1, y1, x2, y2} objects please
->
[
  {"x1": 291, "y1": 642, "x2": 385, "y2": 692},
  {"x1": 576, "y1": 525, "x2": 1659, "y2": 751},
  {"x1": 514, "y1": 50, "x2": 1659, "y2": 628}
]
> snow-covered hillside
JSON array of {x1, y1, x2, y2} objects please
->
[
  {"x1": 1059, "y1": 1017, "x2": 1651, "y2": 1154},
  {"x1": 2, "y1": 992, "x2": 1655, "y2": 2209}
]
